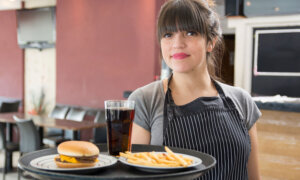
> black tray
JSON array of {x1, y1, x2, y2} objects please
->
[{"x1": 18, "y1": 144, "x2": 216, "y2": 180}]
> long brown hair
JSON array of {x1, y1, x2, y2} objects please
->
[{"x1": 157, "y1": 0, "x2": 224, "y2": 80}]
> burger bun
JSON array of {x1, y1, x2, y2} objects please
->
[{"x1": 58, "y1": 141, "x2": 100, "y2": 157}]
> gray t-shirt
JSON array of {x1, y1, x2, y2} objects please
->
[{"x1": 128, "y1": 80, "x2": 261, "y2": 145}]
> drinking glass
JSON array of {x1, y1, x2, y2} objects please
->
[{"x1": 105, "y1": 100, "x2": 135, "y2": 156}]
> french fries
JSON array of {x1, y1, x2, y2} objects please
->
[
  {"x1": 164, "y1": 146, "x2": 188, "y2": 167},
  {"x1": 119, "y1": 146, "x2": 193, "y2": 167}
]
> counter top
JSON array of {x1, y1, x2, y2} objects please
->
[{"x1": 253, "y1": 95, "x2": 300, "y2": 112}]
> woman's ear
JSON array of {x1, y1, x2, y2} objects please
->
[
  {"x1": 207, "y1": 43, "x2": 213, "y2": 52},
  {"x1": 207, "y1": 38, "x2": 217, "y2": 52}
]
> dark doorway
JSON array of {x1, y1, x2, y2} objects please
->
[{"x1": 221, "y1": 35, "x2": 235, "y2": 85}]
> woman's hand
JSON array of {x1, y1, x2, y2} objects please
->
[
  {"x1": 131, "y1": 123, "x2": 151, "y2": 144},
  {"x1": 248, "y1": 123, "x2": 261, "y2": 180}
]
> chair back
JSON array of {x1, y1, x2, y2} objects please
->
[
  {"x1": 0, "y1": 123, "x2": 6, "y2": 150},
  {"x1": 66, "y1": 108, "x2": 86, "y2": 122},
  {"x1": 13, "y1": 116, "x2": 41, "y2": 153},
  {"x1": 63, "y1": 108, "x2": 86, "y2": 139},
  {"x1": 94, "y1": 110, "x2": 106, "y2": 123},
  {"x1": 49, "y1": 106, "x2": 69, "y2": 119},
  {"x1": 93, "y1": 110, "x2": 107, "y2": 143},
  {"x1": 0, "y1": 101, "x2": 20, "y2": 113}
]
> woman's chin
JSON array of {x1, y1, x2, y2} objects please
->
[{"x1": 172, "y1": 67, "x2": 193, "y2": 74}]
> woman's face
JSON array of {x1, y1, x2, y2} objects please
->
[{"x1": 160, "y1": 31, "x2": 212, "y2": 74}]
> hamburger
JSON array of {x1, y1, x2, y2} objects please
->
[{"x1": 54, "y1": 141, "x2": 100, "y2": 168}]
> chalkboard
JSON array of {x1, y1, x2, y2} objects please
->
[{"x1": 251, "y1": 26, "x2": 300, "y2": 97}]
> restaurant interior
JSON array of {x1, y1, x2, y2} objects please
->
[{"x1": 0, "y1": 0, "x2": 299, "y2": 179}]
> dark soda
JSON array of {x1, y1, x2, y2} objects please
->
[{"x1": 106, "y1": 108, "x2": 135, "y2": 156}]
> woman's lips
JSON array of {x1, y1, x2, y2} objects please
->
[{"x1": 172, "y1": 53, "x2": 189, "y2": 60}]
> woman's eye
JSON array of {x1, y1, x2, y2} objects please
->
[
  {"x1": 163, "y1": 33, "x2": 172, "y2": 38},
  {"x1": 186, "y1": 31, "x2": 197, "y2": 36}
]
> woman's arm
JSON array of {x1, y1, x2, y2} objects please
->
[
  {"x1": 131, "y1": 123, "x2": 151, "y2": 144},
  {"x1": 248, "y1": 123, "x2": 261, "y2": 180}
]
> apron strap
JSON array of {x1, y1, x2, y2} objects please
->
[
  {"x1": 163, "y1": 75, "x2": 173, "y2": 136},
  {"x1": 212, "y1": 79, "x2": 226, "y2": 98}
]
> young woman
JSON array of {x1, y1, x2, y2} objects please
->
[{"x1": 129, "y1": 0, "x2": 261, "y2": 179}]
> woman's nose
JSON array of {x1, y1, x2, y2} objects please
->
[{"x1": 172, "y1": 33, "x2": 186, "y2": 49}]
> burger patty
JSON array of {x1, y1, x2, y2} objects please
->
[
  {"x1": 56, "y1": 155, "x2": 98, "y2": 163},
  {"x1": 76, "y1": 156, "x2": 98, "y2": 163}
]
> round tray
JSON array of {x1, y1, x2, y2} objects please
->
[{"x1": 18, "y1": 144, "x2": 216, "y2": 180}]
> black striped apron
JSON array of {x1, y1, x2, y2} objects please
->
[{"x1": 163, "y1": 77, "x2": 251, "y2": 180}]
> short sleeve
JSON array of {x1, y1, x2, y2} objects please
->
[
  {"x1": 128, "y1": 88, "x2": 151, "y2": 132},
  {"x1": 241, "y1": 90, "x2": 262, "y2": 130},
  {"x1": 219, "y1": 82, "x2": 262, "y2": 131}
]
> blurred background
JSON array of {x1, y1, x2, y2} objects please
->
[{"x1": 0, "y1": 0, "x2": 299, "y2": 179}]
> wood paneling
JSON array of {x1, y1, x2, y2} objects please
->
[{"x1": 257, "y1": 110, "x2": 300, "y2": 180}]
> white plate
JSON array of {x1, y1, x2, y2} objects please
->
[
  {"x1": 118, "y1": 152, "x2": 202, "y2": 173},
  {"x1": 30, "y1": 154, "x2": 117, "y2": 172}
]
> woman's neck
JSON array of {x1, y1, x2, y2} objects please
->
[
  {"x1": 172, "y1": 71, "x2": 211, "y2": 89},
  {"x1": 166, "y1": 70, "x2": 218, "y2": 105}
]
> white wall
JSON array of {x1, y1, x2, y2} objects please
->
[
  {"x1": 22, "y1": 0, "x2": 57, "y2": 115},
  {"x1": 24, "y1": 48, "x2": 56, "y2": 115},
  {"x1": 25, "y1": 0, "x2": 56, "y2": 9}
]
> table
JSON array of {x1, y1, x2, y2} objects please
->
[
  {"x1": 0, "y1": 112, "x2": 106, "y2": 130},
  {"x1": 0, "y1": 112, "x2": 106, "y2": 171},
  {"x1": 0, "y1": 112, "x2": 106, "y2": 141},
  {"x1": 18, "y1": 144, "x2": 216, "y2": 180}
]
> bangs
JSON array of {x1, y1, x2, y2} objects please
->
[{"x1": 157, "y1": 0, "x2": 209, "y2": 40}]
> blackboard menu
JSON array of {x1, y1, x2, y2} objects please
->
[{"x1": 251, "y1": 26, "x2": 300, "y2": 97}]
